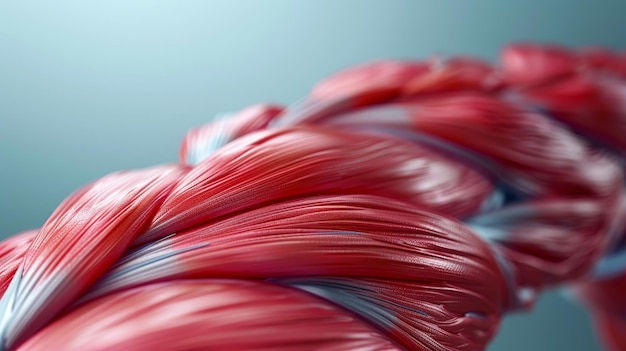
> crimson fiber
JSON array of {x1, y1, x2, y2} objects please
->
[{"x1": 1, "y1": 42, "x2": 626, "y2": 351}]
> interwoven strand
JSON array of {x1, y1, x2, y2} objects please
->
[{"x1": 1, "y1": 42, "x2": 625, "y2": 351}]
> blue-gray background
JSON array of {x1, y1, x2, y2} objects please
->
[{"x1": 1, "y1": 1, "x2": 624, "y2": 350}]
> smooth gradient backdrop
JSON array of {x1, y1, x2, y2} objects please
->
[{"x1": 1, "y1": 1, "x2": 625, "y2": 350}]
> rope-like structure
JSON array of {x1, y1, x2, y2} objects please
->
[{"x1": 1, "y1": 42, "x2": 625, "y2": 351}]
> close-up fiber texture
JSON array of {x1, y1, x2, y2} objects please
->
[{"x1": 1, "y1": 42, "x2": 626, "y2": 350}]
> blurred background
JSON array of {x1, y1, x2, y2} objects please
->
[{"x1": 1, "y1": 1, "x2": 625, "y2": 350}]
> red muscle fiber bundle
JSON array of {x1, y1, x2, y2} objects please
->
[{"x1": 1, "y1": 43, "x2": 626, "y2": 351}]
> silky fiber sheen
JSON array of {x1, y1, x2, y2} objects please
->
[{"x1": 1, "y1": 43, "x2": 626, "y2": 351}]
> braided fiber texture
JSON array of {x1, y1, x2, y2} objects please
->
[{"x1": 1, "y1": 43, "x2": 626, "y2": 351}]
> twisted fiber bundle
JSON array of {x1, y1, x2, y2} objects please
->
[{"x1": 1, "y1": 43, "x2": 626, "y2": 351}]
